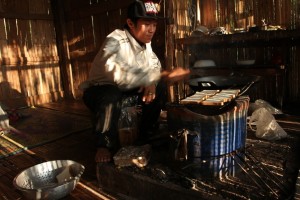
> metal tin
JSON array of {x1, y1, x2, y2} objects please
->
[{"x1": 187, "y1": 131, "x2": 201, "y2": 159}]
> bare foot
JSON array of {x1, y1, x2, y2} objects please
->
[{"x1": 95, "y1": 148, "x2": 112, "y2": 163}]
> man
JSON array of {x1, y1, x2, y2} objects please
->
[{"x1": 81, "y1": 0, "x2": 190, "y2": 163}]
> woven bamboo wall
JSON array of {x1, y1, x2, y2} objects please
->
[
  {"x1": 63, "y1": 0, "x2": 129, "y2": 98},
  {"x1": 199, "y1": 0, "x2": 299, "y2": 30},
  {"x1": 1, "y1": 0, "x2": 298, "y2": 109},
  {"x1": 0, "y1": 0, "x2": 61, "y2": 108},
  {"x1": 173, "y1": 0, "x2": 300, "y2": 105}
]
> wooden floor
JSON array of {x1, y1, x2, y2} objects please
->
[
  {"x1": 0, "y1": 99, "x2": 116, "y2": 200},
  {"x1": 1, "y1": 98, "x2": 299, "y2": 200}
]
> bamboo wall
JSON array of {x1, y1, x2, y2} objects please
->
[
  {"x1": 0, "y1": 0, "x2": 165, "y2": 108},
  {"x1": 200, "y1": 0, "x2": 299, "y2": 31},
  {"x1": 0, "y1": 0, "x2": 299, "y2": 109},
  {"x1": 62, "y1": 0, "x2": 130, "y2": 99},
  {"x1": 173, "y1": 0, "x2": 300, "y2": 105},
  {"x1": 0, "y1": 0, "x2": 61, "y2": 109}
]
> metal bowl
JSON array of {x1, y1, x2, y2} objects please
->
[{"x1": 13, "y1": 160, "x2": 85, "y2": 200}]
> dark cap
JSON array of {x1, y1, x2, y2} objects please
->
[{"x1": 127, "y1": 0, "x2": 161, "y2": 20}]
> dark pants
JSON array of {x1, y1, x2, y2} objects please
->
[{"x1": 82, "y1": 82, "x2": 166, "y2": 152}]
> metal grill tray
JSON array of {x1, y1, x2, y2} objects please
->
[{"x1": 189, "y1": 75, "x2": 260, "y2": 90}]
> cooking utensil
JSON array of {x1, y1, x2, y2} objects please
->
[
  {"x1": 185, "y1": 75, "x2": 260, "y2": 114},
  {"x1": 13, "y1": 160, "x2": 85, "y2": 200},
  {"x1": 189, "y1": 75, "x2": 260, "y2": 90}
]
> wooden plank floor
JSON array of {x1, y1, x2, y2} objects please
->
[
  {"x1": 1, "y1": 98, "x2": 299, "y2": 200},
  {"x1": 0, "y1": 99, "x2": 116, "y2": 200}
]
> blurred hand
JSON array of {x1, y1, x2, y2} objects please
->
[{"x1": 161, "y1": 67, "x2": 190, "y2": 83}]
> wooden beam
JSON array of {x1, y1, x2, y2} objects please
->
[
  {"x1": 50, "y1": 0, "x2": 74, "y2": 99},
  {"x1": 0, "y1": 12, "x2": 53, "y2": 20},
  {"x1": 175, "y1": 30, "x2": 300, "y2": 47}
]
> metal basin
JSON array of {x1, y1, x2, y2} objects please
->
[{"x1": 13, "y1": 160, "x2": 85, "y2": 200}]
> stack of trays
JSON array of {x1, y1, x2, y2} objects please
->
[{"x1": 180, "y1": 89, "x2": 240, "y2": 106}]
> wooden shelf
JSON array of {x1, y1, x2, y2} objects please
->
[
  {"x1": 175, "y1": 30, "x2": 297, "y2": 107},
  {"x1": 190, "y1": 66, "x2": 285, "y2": 77},
  {"x1": 191, "y1": 65, "x2": 286, "y2": 108},
  {"x1": 176, "y1": 29, "x2": 300, "y2": 48}
]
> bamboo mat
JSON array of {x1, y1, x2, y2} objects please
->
[
  {"x1": 0, "y1": 106, "x2": 92, "y2": 159},
  {"x1": 0, "y1": 135, "x2": 23, "y2": 159}
]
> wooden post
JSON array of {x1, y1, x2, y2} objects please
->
[
  {"x1": 165, "y1": 0, "x2": 177, "y2": 103},
  {"x1": 50, "y1": 0, "x2": 74, "y2": 99}
]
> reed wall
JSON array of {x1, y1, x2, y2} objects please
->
[{"x1": 0, "y1": 0, "x2": 61, "y2": 108}]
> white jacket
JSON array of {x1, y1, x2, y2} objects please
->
[{"x1": 80, "y1": 29, "x2": 161, "y2": 91}]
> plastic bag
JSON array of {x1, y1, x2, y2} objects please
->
[
  {"x1": 113, "y1": 144, "x2": 151, "y2": 167},
  {"x1": 249, "y1": 107, "x2": 287, "y2": 140},
  {"x1": 253, "y1": 99, "x2": 283, "y2": 115},
  {"x1": 0, "y1": 104, "x2": 10, "y2": 134},
  {"x1": 118, "y1": 95, "x2": 141, "y2": 147}
]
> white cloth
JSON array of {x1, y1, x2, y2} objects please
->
[
  {"x1": 0, "y1": 104, "x2": 9, "y2": 134},
  {"x1": 80, "y1": 29, "x2": 161, "y2": 91}
]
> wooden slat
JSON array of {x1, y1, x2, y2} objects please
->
[
  {"x1": 29, "y1": 0, "x2": 50, "y2": 14},
  {"x1": 176, "y1": 30, "x2": 300, "y2": 46},
  {"x1": 64, "y1": 0, "x2": 131, "y2": 21},
  {"x1": 0, "y1": 0, "x2": 52, "y2": 19}
]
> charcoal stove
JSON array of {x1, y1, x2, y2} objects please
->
[
  {"x1": 97, "y1": 75, "x2": 298, "y2": 200},
  {"x1": 163, "y1": 75, "x2": 296, "y2": 199},
  {"x1": 167, "y1": 96, "x2": 250, "y2": 159},
  {"x1": 167, "y1": 74, "x2": 258, "y2": 159}
]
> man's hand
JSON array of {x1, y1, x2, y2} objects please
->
[{"x1": 139, "y1": 84, "x2": 156, "y2": 104}]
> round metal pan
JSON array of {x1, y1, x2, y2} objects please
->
[{"x1": 189, "y1": 75, "x2": 261, "y2": 90}]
